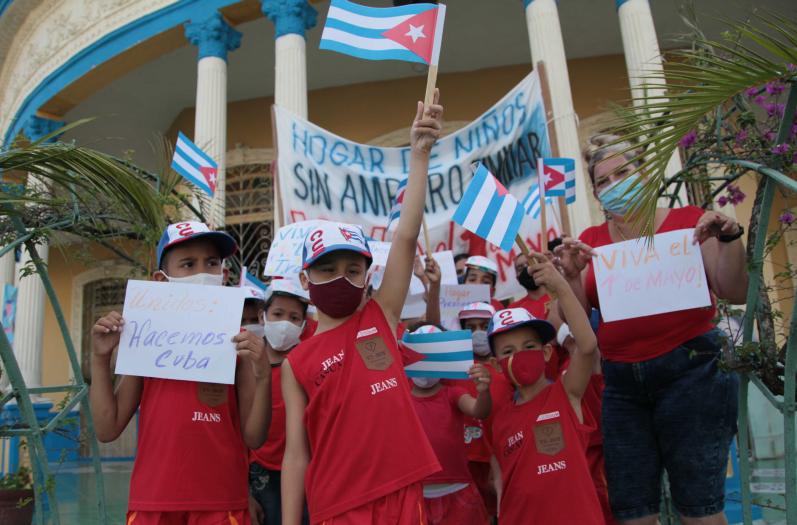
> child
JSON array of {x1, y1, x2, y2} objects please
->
[
  {"x1": 487, "y1": 255, "x2": 603, "y2": 525},
  {"x1": 281, "y1": 92, "x2": 444, "y2": 525},
  {"x1": 248, "y1": 279, "x2": 312, "y2": 525},
  {"x1": 407, "y1": 325, "x2": 491, "y2": 525},
  {"x1": 463, "y1": 256, "x2": 504, "y2": 311},
  {"x1": 90, "y1": 221, "x2": 272, "y2": 525}
]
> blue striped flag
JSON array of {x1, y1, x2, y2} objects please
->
[
  {"x1": 539, "y1": 157, "x2": 576, "y2": 204},
  {"x1": 171, "y1": 131, "x2": 218, "y2": 196},
  {"x1": 403, "y1": 330, "x2": 474, "y2": 379},
  {"x1": 452, "y1": 163, "x2": 526, "y2": 253},
  {"x1": 320, "y1": 0, "x2": 446, "y2": 65},
  {"x1": 521, "y1": 185, "x2": 554, "y2": 219},
  {"x1": 387, "y1": 177, "x2": 407, "y2": 229}
]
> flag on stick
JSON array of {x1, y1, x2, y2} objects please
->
[
  {"x1": 539, "y1": 157, "x2": 576, "y2": 204},
  {"x1": 403, "y1": 329, "x2": 474, "y2": 379},
  {"x1": 320, "y1": 0, "x2": 446, "y2": 66},
  {"x1": 452, "y1": 163, "x2": 525, "y2": 253},
  {"x1": 521, "y1": 185, "x2": 554, "y2": 219},
  {"x1": 171, "y1": 132, "x2": 218, "y2": 196},
  {"x1": 387, "y1": 177, "x2": 407, "y2": 229}
]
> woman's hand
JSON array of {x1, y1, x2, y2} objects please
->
[
  {"x1": 693, "y1": 211, "x2": 741, "y2": 244},
  {"x1": 553, "y1": 238, "x2": 596, "y2": 280},
  {"x1": 410, "y1": 89, "x2": 443, "y2": 154}
]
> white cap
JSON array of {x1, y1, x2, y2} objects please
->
[
  {"x1": 302, "y1": 221, "x2": 372, "y2": 269},
  {"x1": 458, "y1": 302, "x2": 496, "y2": 320},
  {"x1": 465, "y1": 255, "x2": 498, "y2": 276},
  {"x1": 264, "y1": 279, "x2": 310, "y2": 304}
]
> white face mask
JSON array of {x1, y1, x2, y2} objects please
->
[
  {"x1": 472, "y1": 330, "x2": 491, "y2": 357},
  {"x1": 411, "y1": 377, "x2": 440, "y2": 389},
  {"x1": 160, "y1": 271, "x2": 223, "y2": 287},
  {"x1": 242, "y1": 324, "x2": 265, "y2": 339},
  {"x1": 264, "y1": 320, "x2": 305, "y2": 352}
]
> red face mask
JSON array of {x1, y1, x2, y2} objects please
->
[
  {"x1": 307, "y1": 275, "x2": 365, "y2": 319},
  {"x1": 499, "y1": 350, "x2": 546, "y2": 387}
]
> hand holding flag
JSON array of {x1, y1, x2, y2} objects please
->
[{"x1": 403, "y1": 329, "x2": 475, "y2": 379}]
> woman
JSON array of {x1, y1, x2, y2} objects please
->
[{"x1": 556, "y1": 134, "x2": 747, "y2": 525}]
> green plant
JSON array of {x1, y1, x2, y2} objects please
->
[{"x1": 0, "y1": 466, "x2": 32, "y2": 490}]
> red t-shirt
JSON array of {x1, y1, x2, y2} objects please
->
[
  {"x1": 249, "y1": 365, "x2": 285, "y2": 470},
  {"x1": 490, "y1": 381, "x2": 603, "y2": 525},
  {"x1": 412, "y1": 385, "x2": 473, "y2": 484},
  {"x1": 490, "y1": 298, "x2": 505, "y2": 312},
  {"x1": 288, "y1": 300, "x2": 440, "y2": 522},
  {"x1": 507, "y1": 294, "x2": 552, "y2": 320},
  {"x1": 580, "y1": 206, "x2": 716, "y2": 362},
  {"x1": 300, "y1": 318, "x2": 318, "y2": 341},
  {"x1": 128, "y1": 378, "x2": 248, "y2": 511}
]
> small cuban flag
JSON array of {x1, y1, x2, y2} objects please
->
[
  {"x1": 320, "y1": 0, "x2": 446, "y2": 65},
  {"x1": 403, "y1": 329, "x2": 474, "y2": 379},
  {"x1": 387, "y1": 177, "x2": 407, "y2": 229},
  {"x1": 452, "y1": 163, "x2": 525, "y2": 253},
  {"x1": 539, "y1": 157, "x2": 576, "y2": 204},
  {"x1": 521, "y1": 185, "x2": 554, "y2": 220},
  {"x1": 171, "y1": 131, "x2": 218, "y2": 196}
]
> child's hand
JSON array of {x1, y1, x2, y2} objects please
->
[
  {"x1": 92, "y1": 311, "x2": 124, "y2": 358},
  {"x1": 528, "y1": 253, "x2": 568, "y2": 295},
  {"x1": 469, "y1": 362, "x2": 491, "y2": 393},
  {"x1": 553, "y1": 237, "x2": 596, "y2": 280},
  {"x1": 424, "y1": 256, "x2": 441, "y2": 284},
  {"x1": 413, "y1": 255, "x2": 430, "y2": 288},
  {"x1": 410, "y1": 89, "x2": 443, "y2": 154},
  {"x1": 233, "y1": 329, "x2": 270, "y2": 381}
]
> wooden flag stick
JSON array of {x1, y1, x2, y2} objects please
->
[
  {"x1": 515, "y1": 235, "x2": 530, "y2": 257},
  {"x1": 422, "y1": 217, "x2": 433, "y2": 256},
  {"x1": 419, "y1": 64, "x2": 439, "y2": 255},
  {"x1": 538, "y1": 158, "x2": 548, "y2": 251}
]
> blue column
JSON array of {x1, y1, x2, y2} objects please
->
[
  {"x1": 184, "y1": 11, "x2": 242, "y2": 61},
  {"x1": 22, "y1": 115, "x2": 64, "y2": 143},
  {"x1": 261, "y1": 0, "x2": 317, "y2": 39}
]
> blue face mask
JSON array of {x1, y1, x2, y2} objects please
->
[{"x1": 598, "y1": 174, "x2": 641, "y2": 216}]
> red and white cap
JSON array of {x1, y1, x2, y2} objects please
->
[
  {"x1": 243, "y1": 286, "x2": 266, "y2": 302},
  {"x1": 264, "y1": 278, "x2": 310, "y2": 304},
  {"x1": 487, "y1": 307, "x2": 556, "y2": 345},
  {"x1": 411, "y1": 324, "x2": 443, "y2": 335},
  {"x1": 458, "y1": 302, "x2": 496, "y2": 321},
  {"x1": 156, "y1": 221, "x2": 237, "y2": 268},
  {"x1": 302, "y1": 221, "x2": 372, "y2": 269},
  {"x1": 465, "y1": 255, "x2": 498, "y2": 276}
]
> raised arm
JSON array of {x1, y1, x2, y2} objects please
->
[
  {"x1": 89, "y1": 311, "x2": 143, "y2": 442},
  {"x1": 457, "y1": 362, "x2": 492, "y2": 419},
  {"x1": 281, "y1": 360, "x2": 310, "y2": 525},
  {"x1": 375, "y1": 90, "x2": 443, "y2": 326},
  {"x1": 553, "y1": 237, "x2": 596, "y2": 314},
  {"x1": 423, "y1": 256, "x2": 442, "y2": 326}
]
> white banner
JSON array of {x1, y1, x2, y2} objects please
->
[{"x1": 275, "y1": 71, "x2": 561, "y2": 300}]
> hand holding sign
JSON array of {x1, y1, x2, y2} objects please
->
[
  {"x1": 92, "y1": 311, "x2": 125, "y2": 358},
  {"x1": 233, "y1": 329, "x2": 270, "y2": 381}
]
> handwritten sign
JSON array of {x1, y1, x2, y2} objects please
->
[
  {"x1": 115, "y1": 280, "x2": 246, "y2": 384},
  {"x1": 592, "y1": 228, "x2": 711, "y2": 322},
  {"x1": 440, "y1": 284, "x2": 492, "y2": 330},
  {"x1": 264, "y1": 220, "x2": 318, "y2": 277}
]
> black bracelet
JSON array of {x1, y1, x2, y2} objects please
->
[{"x1": 718, "y1": 224, "x2": 744, "y2": 243}]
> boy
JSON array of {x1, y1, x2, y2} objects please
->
[
  {"x1": 248, "y1": 279, "x2": 312, "y2": 525},
  {"x1": 90, "y1": 221, "x2": 272, "y2": 524},
  {"x1": 281, "y1": 92, "x2": 444, "y2": 525},
  {"x1": 407, "y1": 325, "x2": 491, "y2": 525},
  {"x1": 487, "y1": 254, "x2": 603, "y2": 524},
  {"x1": 463, "y1": 256, "x2": 504, "y2": 311}
]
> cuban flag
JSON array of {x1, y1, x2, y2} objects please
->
[
  {"x1": 403, "y1": 330, "x2": 474, "y2": 379},
  {"x1": 171, "y1": 131, "x2": 218, "y2": 196},
  {"x1": 452, "y1": 163, "x2": 525, "y2": 253},
  {"x1": 242, "y1": 270, "x2": 268, "y2": 292},
  {"x1": 521, "y1": 185, "x2": 554, "y2": 220},
  {"x1": 320, "y1": 0, "x2": 446, "y2": 65},
  {"x1": 539, "y1": 157, "x2": 576, "y2": 204},
  {"x1": 387, "y1": 177, "x2": 407, "y2": 229}
]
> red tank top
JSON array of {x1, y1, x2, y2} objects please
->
[
  {"x1": 128, "y1": 378, "x2": 248, "y2": 511},
  {"x1": 412, "y1": 385, "x2": 473, "y2": 484},
  {"x1": 580, "y1": 206, "x2": 716, "y2": 362},
  {"x1": 490, "y1": 381, "x2": 602, "y2": 525},
  {"x1": 288, "y1": 300, "x2": 440, "y2": 522},
  {"x1": 249, "y1": 365, "x2": 285, "y2": 470},
  {"x1": 507, "y1": 293, "x2": 552, "y2": 319}
]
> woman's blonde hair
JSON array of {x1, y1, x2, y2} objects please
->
[{"x1": 583, "y1": 133, "x2": 642, "y2": 185}]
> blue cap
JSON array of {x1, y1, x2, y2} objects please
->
[{"x1": 156, "y1": 221, "x2": 237, "y2": 268}]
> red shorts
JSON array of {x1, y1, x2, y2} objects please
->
[
  {"x1": 467, "y1": 461, "x2": 497, "y2": 517},
  {"x1": 125, "y1": 510, "x2": 250, "y2": 525},
  {"x1": 319, "y1": 483, "x2": 426, "y2": 525},
  {"x1": 424, "y1": 484, "x2": 489, "y2": 525}
]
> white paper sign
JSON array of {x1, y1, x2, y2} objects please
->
[
  {"x1": 592, "y1": 228, "x2": 711, "y2": 322},
  {"x1": 115, "y1": 280, "x2": 245, "y2": 384},
  {"x1": 410, "y1": 250, "x2": 460, "y2": 294},
  {"x1": 369, "y1": 241, "x2": 391, "y2": 267},
  {"x1": 264, "y1": 220, "x2": 319, "y2": 277},
  {"x1": 439, "y1": 284, "x2": 492, "y2": 330},
  {"x1": 402, "y1": 293, "x2": 427, "y2": 320}
]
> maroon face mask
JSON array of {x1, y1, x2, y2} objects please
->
[
  {"x1": 499, "y1": 350, "x2": 546, "y2": 387},
  {"x1": 307, "y1": 275, "x2": 365, "y2": 319}
]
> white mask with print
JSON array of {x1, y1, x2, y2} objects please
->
[{"x1": 264, "y1": 320, "x2": 305, "y2": 352}]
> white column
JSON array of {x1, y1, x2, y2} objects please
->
[
  {"x1": 13, "y1": 116, "x2": 63, "y2": 390},
  {"x1": 523, "y1": 0, "x2": 597, "y2": 235},
  {"x1": 262, "y1": 0, "x2": 317, "y2": 229},
  {"x1": 0, "y1": 252, "x2": 13, "y2": 287},
  {"x1": 185, "y1": 12, "x2": 242, "y2": 229},
  {"x1": 617, "y1": 0, "x2": 686, "y2": 203}
]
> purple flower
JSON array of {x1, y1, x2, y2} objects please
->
[
  {"x1": 765, "y1": 131, "x2": 776, "y2": 142},
  {"x1": 754, "y1": 94, "x2": 768, "y2": 106},
  {"x1": 679, "y1": 130, "x2": 697, "y2": 149},
  {"x1": 788, "y1": 63, "x2": 797, "y2": 73},
  {"x1": 765, "y1": 103, "x2": 786, "y2": 117},
  {"x1": 766, "y1": 82, "x2": 785, "y2": 95},
  {"x1": 779, "y1": 211, "x2": 795, "y2": 226},
  {"x1": 727, "y1": 184, "x2": 746, "y2": 205},
  {"x1": 772, "y1": 143, "x2": 790, "y2": 155},
  {"x1": 717, "y1": 196, "x2": 729, "y2": 207},
  {"x1": 735, "y1": 129, "x2": 749, "y2": 144},
  {"x1": 745, "y1": 87, "x2": 759, "y2": 97}
]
